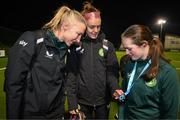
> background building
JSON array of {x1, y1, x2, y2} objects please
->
[{"x1": 120, "y1": 33, "x2": 180, "y2": 51}]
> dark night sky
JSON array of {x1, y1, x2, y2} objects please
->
[{"x1": 1, "y1": 0, "x2": 180, "y2": 47}]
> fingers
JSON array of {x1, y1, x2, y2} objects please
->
[
  {"x1": 69, "y1": 109, "x2": 80, "y2": 115},
  {"x1": 113, "y1": 92, "x2": 119, "y2": 99},
  {"x1": 115, "y1": 89, "x2": 124, "y2": 95},
  {"x1": 69, "y1": 110, "x2": 77, "y2": 114},
  {"x1": 75, "y1": 109, "x2": 79, "y2": 113},
  {"x1": 113, "y1": 89, "x2": 124, "y2": 99}
]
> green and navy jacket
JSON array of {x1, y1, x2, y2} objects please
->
[{"x1": 121, "y1": 58, "x2": 180, "y2": 119}]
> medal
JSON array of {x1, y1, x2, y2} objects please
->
[{"x1": 119, "y1": 94, "x2": 125, "y2": 102}]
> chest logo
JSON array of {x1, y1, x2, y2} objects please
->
[
  {"x1": 19, "y1": 40, "x2": 28, "y2": 46},
  {"x1": 45, "y1": 51, "x2": 53, "y2": 59},
  {"x1": 145, "y1": 78, "x2": 157, "y2": 87},
  {"x1": 98, "y1": 48, "x2": 104, "y2": 57}
]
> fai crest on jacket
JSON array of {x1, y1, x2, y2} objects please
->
[
  {"x1": 98, "y1": 48, "x2": 104, "y2": 57},
  {"x1": 145, "y1": 78, "x2": 157, "y2": 87}
]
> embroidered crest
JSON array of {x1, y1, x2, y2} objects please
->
[
  {"x1": 98, "y1": 48, "x2": 104, "y2": 57},
  {"x1": 145, "y1": 78, "x2": 157, "y2": 87}
]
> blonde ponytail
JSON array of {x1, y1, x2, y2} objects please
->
[{"x1": 43, "y1": 6, "x2": 86, "y2": 31}]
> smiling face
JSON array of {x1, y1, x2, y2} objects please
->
[
  {"x1": 85, "y1": 12, "x2": 101, "y2": 39},
  {"x1": 63, "y1": 22, "x2": 86, "y2": 46},
  {"x1": 122, "y1": 37, "x2": 149, "y2": 60},
  {"x1": 56, "y1": 20, "x2": 86, "y2": 46}
]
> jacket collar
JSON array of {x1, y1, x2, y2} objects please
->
[
  {"x1": 82, "y1": 31, "x2": 106, "y2": 43},
  {"x1": 45, "y1": 30, "x2": 68, "y2": 50}
]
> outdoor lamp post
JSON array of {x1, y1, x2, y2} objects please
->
[{"x1": 157, "y1": 19, "x2": 166, "y2": 47}]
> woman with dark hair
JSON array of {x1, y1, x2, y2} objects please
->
[
  {"x1": 119, "y1": 24, "x2": 180, "y2": 119},
  {"x1": 66, "y1": 1, "x2": 123, "y2": 119}
]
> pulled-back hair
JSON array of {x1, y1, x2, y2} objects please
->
[
  {"x1": 81, "y1": 1, "x2": 100, "y2": 17},
  {"x1": 43, "y1": 6, "x2": 86, "y2": 31},
  {"x1": 121, "y1": 24, "x2": 169, "y2": 80}
]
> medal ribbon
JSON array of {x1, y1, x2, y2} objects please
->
[{"x1": 125, "y1": 59, "x2": 151, "y2": 96}]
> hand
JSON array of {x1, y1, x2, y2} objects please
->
[
  {"x1": 113, "y1": 89, "x2": 124, "y2": 99},
  {"x1": 69, "y1": 109, "x2": 79, "y2": 114}
]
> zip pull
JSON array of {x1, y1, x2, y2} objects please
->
[{"x1": 94, "y1": 104, "x2": 96, "y2": 110}]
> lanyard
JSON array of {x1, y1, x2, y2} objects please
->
[{"x1": 124, "y1": 59, "x2": 151, "y2": 96}]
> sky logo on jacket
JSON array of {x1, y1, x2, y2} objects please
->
[{"x1": 19, "y1": 40, "x2": 28, "y2": 46}]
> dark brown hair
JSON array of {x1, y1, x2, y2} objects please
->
[
  {"x1": 81, "y1": 1, "x2": 100, "y2": 17},
  {"x1": 121, "y1": 24, "x2": 169, "y2": 80}
]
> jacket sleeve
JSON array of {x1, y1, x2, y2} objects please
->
[
  {"x1": 4, "y1": 31, "x2": 36, "y2": 119},
  {"x1": 106, "y1": 42, "x2": 120, "y2": 95},
  {"x1": 66, "y1": 48, "x2": 79, "y2": 111},
  {"x1": 160, "y1": 66, "x2": 180, "y2": 119}
]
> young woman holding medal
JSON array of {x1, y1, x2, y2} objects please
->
[{"x1": 119, "y1": 24, "x2": 180, "y2": 119}]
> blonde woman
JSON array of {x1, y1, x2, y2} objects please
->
[{"x1": 4, "y1": 5, "x2": 86, "y2": 119}]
